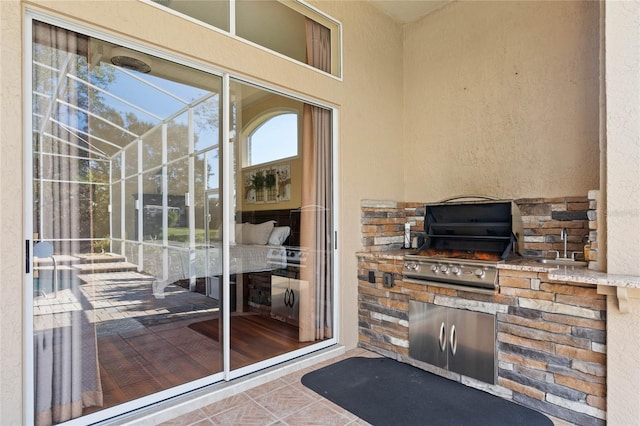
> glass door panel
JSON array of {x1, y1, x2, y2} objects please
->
[
  {"x1": 30, "y1": 20, "x2": 223, "y2": 423},
  {"x1": 228, "y1": 78, "x2": 334, "y2": 371}
]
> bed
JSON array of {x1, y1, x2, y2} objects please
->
[
  {"x1": 163, "y1": 209, "x2": 301, "y2": 288},
  {"x1": 201, "y1": 210, "x2": 302, "y2": 310}
]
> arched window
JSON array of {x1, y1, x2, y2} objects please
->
[{"x1": 247, "y1": 112, "x2": 298, "y2": 166}]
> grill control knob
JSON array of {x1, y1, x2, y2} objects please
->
[
  {"x1": 451, "y1": 266, "x2": 461, "y2": 275},
  {"x1": 431, "y1": 265, "x2": 439, "y2": 274},
  {"x1": 474, "y1": 268, "x2": 486, "y2": 279},
  {"x1": 440, "y1": 265, "x2": 449, "y2": 274},
  {"x1": 406, "y1": 262, "x2": 418, "y2": 271}
]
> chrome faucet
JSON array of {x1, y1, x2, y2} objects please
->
[{"x1": 560, "y1": 228, "x2": 568, "y2": 259}]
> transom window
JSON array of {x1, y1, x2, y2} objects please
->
[{"x1": 150, "y1": 0, "x2": 341, "y2": 77}]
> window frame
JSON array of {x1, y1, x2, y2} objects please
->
[{"x1": 141, "y1": 0, "x2": 343, "y2": 79}]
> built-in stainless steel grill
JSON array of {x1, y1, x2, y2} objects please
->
[{"x1": 403, "y1": 197, "x2": 523, "y2": 293}]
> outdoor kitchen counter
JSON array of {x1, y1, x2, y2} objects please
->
[
  {"x1": 500, "y1": 258, "x2": 640, "y2": 289},
  {"x1": 358, "y1": 250, "x2": 640, "y2": 289}
]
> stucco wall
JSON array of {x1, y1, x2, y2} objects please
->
[
  {"x1": 604, "y1": 2, "x2": 640, "y2": 425},
  {"x1": 402, "y1": 0, "x2": 600, "y2": 202},
  {"x1": 0, "y1": 1, "x2": 26, "y2": 423},
  {"x1": 0, "y1": 0, "x2": 404, "y2": 422},
  {"x1": 605, "y1": 1, "x2": 640, "y2": 277}
]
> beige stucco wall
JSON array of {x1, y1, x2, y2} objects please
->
[
  {"x1": 1, "y1": 1, "x2": 26, "y2": 423},
  {"x1": 0, "y1": 0, "x2": 404, "y2": 423},
  {"x1": 604, "y1": 1, "x2": 640, "y2": 424},
  {"x1": 606, "y1": 1, "x2": 640, "y2": 277},
  {"x1": 402, "y1": 1, "x2": 600, "y2": 202}
]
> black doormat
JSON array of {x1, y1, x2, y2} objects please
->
[{"x1": 301, "y1": 357, "x2": 553, "y2": 426}]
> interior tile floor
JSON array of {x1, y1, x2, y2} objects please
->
[{"x1": 158, "y1": 348, "x2": 380, "y2": 426}]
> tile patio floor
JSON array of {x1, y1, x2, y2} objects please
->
[{"x1": 158, "y1": 348, "x2": 380, "y2": 426}]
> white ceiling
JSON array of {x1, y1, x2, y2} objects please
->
[{"x1": 370, "y1": 0, "x2": 453, "y2": 24}]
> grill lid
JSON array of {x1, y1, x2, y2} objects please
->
[{"x1": 420, "y1": 199, "x2": 523, "y2": 259}]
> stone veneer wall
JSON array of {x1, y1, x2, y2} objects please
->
[
  {"x1": 357, "y1": 256, "x2": 607, "y2": 425},
  {"x1": 358, "y1": 198, "x2": 606, "y2": 425},
  {"x1": 360, "y1": 196, "x2": 597, "y2": 266},
  {"x1": 518, "y1": 196, "x2": 592, "y2": 263}
]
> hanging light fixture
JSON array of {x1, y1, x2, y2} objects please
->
[{"x1": 110, "y1": 47, "x2": 152, "y2": 73}]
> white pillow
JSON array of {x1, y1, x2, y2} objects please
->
[
  {"x1": 241, "y1": 220, "x2": 276, "y2": 245},
  {"x1": 268, "y1": 226, "x2": 291, "y2": 246},
  {"x1": 235, "y1": 223, "x2": 247, "y2": 242}
]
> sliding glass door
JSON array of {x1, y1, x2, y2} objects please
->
[
  {"x1": 226, "y1": 79, "x2": 334, "y2": 373},
  {"x1": 28, "y1": 17, "x2": 334, "y2": 425}
]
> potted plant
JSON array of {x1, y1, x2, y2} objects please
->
[
  {"x1": 251, "y1": 171, "x2": 265, "y2": 201},
  {"x1": 264, "y1": 170, "x2": 277, "y2": 201},
  {"x1": 264, "y1": 170, "x2": 276, "y2": 189}
]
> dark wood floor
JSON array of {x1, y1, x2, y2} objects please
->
[{"x1": 84, "y1": 313, "x2": 315, "y2": 415}]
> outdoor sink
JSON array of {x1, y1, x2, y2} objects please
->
[{"x1": 536, "y1": 258, "x2": 588, "y2": 267}]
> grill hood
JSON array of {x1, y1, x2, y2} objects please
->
[{"x1": 419, "y1": 199, "x2": 524, "y2": 259}]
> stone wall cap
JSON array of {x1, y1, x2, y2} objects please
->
[
  {"x1": 549, "y1": 268, "x2": 640, "y2": 288},
  {"x1": 361, "y1": 200, "x2": 398, "y2": 208}
]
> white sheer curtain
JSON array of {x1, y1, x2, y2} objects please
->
[
  {"x1": 299, "y1": 18, "x2": 333, "y2": 341},
  {"x1": 33, "y1": 21, "x2": 103, "y2": 426}
]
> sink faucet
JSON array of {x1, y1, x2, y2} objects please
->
[{"x1": 561, "y1": 228, "x2": 568, "y2": 259}]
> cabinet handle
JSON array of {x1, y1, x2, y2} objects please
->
[
  {"x1": 439, "y1": 322, "x2": 446, "y2": 352},
  {"x1": 284, "y1": 288, "x2": 295, "y2": 307},
  {"x1": 449, "y1": 324, "x2": 457, "y2": 356}
]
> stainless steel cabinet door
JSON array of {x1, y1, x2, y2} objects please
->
[
  {"x1": 271, "y1": 275, "x2": 289, "y2": 318},
  {"x1": 271, "y1": 275, "x2": 300, "y2": 320},
  {"x1": 409, "y1": 301, "x2": 448, "y2": 369},
  {"x1": 447, "y1": 308, "x2": 496, "y2": 384},
  {"x1": 288, "y1": 278, "x2": 300, "y2": 321}
]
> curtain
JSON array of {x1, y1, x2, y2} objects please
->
[
  {"x1": 33, "y1": 21, "x2": 103, "y2": 426},
  {"x1": 299, "y1": 19, "x2": 332, "y2": 341},
  {"x1": 305, "y1": 17, "x2": 331, "y2": 74}
]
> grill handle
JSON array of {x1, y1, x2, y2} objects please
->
[{"x1": 437, "y1": 194, "x2": 500, "y2": 203}]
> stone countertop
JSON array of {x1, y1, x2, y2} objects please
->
[
  {"x1": 548, "y1": 268, "x2": 640, "y2": 289},
  {"x1": 357, "y1": 250, "x2": 640, "y2": 289},
  {"x1": 356, "y1": 249, "x2": 411, "y2": 261},
  {"x1": 499, "y1": 258, "x2": 640, "y2": 289}
]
